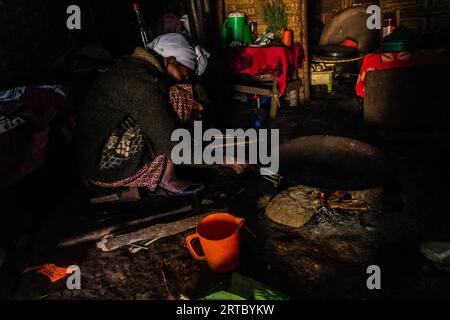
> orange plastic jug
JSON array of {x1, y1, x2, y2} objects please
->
[{"x1": 185, "y1": 213, "x2": 245, "y2": 273}]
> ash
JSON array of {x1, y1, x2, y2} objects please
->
[{"x1": 308, "y1": 206, "x2": 357, "y2": 227}]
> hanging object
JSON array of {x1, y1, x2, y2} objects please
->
[
  {"x1": 131, "y1": 3, "x2": 152, "y2": 48},
  {"x1": 382, "y1": 12, "x2": 397, "y2": 38},
  {"x1": 249, "y1": 21, "x2": 258, "y2": 42},
  {"x1": 188, "y1": 0, "x2": 207, "y2": 46},
  {"x1": 180, "y1": 14, "x2": 191, "y2": 38}
]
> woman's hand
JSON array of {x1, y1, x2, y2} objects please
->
[
  {"x1": 191, "y1": 100, "x2": 203, "y2": 120},
  {"x1": 227, "y1": 163, "x2": 248, "y2": 174},
  {"x1": 222, "y1": 155, "x2": 249, "y2": 175}
]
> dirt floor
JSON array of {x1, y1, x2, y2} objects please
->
[{"x1": 3, "y1": 80, "x2": 450, "y2": 300}]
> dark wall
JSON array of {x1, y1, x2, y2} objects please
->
[
  {"x1": 0, "y1": 0, "x2": 191, "y2": 88},
  {"x1": 0, "y1": 0, "x2": 70, "y2": 88},
  {"x1": 86, "y1": 1, "x2": 188, "y2": 55}
]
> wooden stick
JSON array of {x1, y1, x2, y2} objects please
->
[
  {"x1": 129, "y1": 237, "x2": 162, "y2": 254},
  {"x1": 299, "y1": 0, "x2": 310, "y2": 103},
  {"x1": 58, "y1": 205, "x2": 193, "y2": 248},
  {"x1": 216, "y1": 0, "x2": 224, "y2": 30},
  {"x1": 96, "y1": 213, "x2": 209, "y2": 252}
]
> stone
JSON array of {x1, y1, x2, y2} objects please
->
[
  {"x1": 265, "y1": 185, "x2": 322, "y2": 228},
  {"x1": 421, "y1": 242, "x2": 450, "y2": 271}
]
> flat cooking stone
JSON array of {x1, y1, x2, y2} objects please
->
[
  {"x1": 266, "y1": 185, "x2": 322, "y2": 228},
  {"x1": 279, "y1": 136, "x2": 393, "y2": 190}
]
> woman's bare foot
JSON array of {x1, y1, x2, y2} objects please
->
[{"x1": 159, "y1": 160, "x2": 191, "y2": 193}]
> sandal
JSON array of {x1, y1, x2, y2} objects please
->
[{"x1": 155, "y1": 183, "x2": 204, "y2": 197}]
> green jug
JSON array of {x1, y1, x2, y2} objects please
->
[{"x1": 225, "y1": 13, "x2": 246, "y2": 43}]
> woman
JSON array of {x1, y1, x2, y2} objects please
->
[{"x1": 75, "y1": 33, "x2": 211, "y2": 196}]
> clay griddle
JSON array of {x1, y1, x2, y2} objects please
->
[
  {"x1": 319, "y1": 6, "x2": 380, "y2": 53},
  {"x1": 278, "y1": 136, "x2": 393, "y2": 190}
]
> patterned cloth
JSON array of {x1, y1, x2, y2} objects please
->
[
  {"x1": 355, "y1": 49, "x2": 450, "y2": 98},
  {"x1": 88, "y1": 155, "x2": 167, "y2": 192},
  {"x1": 99, "y1": 116, "x2": 146, "y2": 171},
  {"x1": 0, "y1": 115, "x2": 25, "y2": 135},
  {"x1": 170, "y1": 84, "x2": 194, "y2": 123},
  {"x1": 0, "y1": 85, "x2": 75, "y2": 190}
]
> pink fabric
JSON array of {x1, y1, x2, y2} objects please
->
[
  {"x1": 356, "y1": 49, "x2": 450, "y2": 98},
  {"x1": 226, "y1": 44, "x2": 303, "y2": 95},
  {"x1": 169, "y1": 84, "x2": 194, "y2": 123},
  {"x1": 0, "y1": 85, "x2": 75, "y2": 130},
  {"x1": 87, "y1": 155, "x2": 167, "y2": 192},
  {"x1": 0, "y1": 85, "x2": 75, "y2": 190}
]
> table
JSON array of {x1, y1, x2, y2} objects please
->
[
  {"x1": 225, "y1": 44, "x2": 303, "y2": 96},
  {"x1": 356, "y1": 48, "x2": 450, "y2": 98}
]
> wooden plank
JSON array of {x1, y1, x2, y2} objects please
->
[
  {"x1": 97, "y1": 213, "x2": 209, "y2": 252},
  {"x1": 231, "y1": 84, "x2": 273, "y2": 96},
  {"x1": 270, "y1": 78, "x2": 279, "y2": 119},
  {"x1": 216, "y1": 0, "x2": 225, "y2": 29},
  {"x1": 58, "y1": 205, "x2": 194, "y2": 248},
  {"x1": 299, "y1": 0, "x2": 311, "y2": 103}
]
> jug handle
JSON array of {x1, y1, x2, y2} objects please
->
[{"x1": 185, "y1": 233, "x2": 206, "y2": 261}]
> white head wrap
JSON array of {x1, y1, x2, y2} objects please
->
[{"x1": 147, "y1": 33, "x2": 210, "y2": 76}]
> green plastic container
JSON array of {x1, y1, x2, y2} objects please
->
[{"x1": 225, "y1": 13, "x2": 246, "y2": 43}]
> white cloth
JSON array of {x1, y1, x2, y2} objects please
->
[{"x1": 148, "y1": 33, "x2": 210, "y2": 76}]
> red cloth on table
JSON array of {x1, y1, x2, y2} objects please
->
[
  {"x1": 355, "y1": 49, "x2": 450, "y2": 98},
  {"x1": 226, "y1": 44, "x2": 303, "y2": 95}
]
